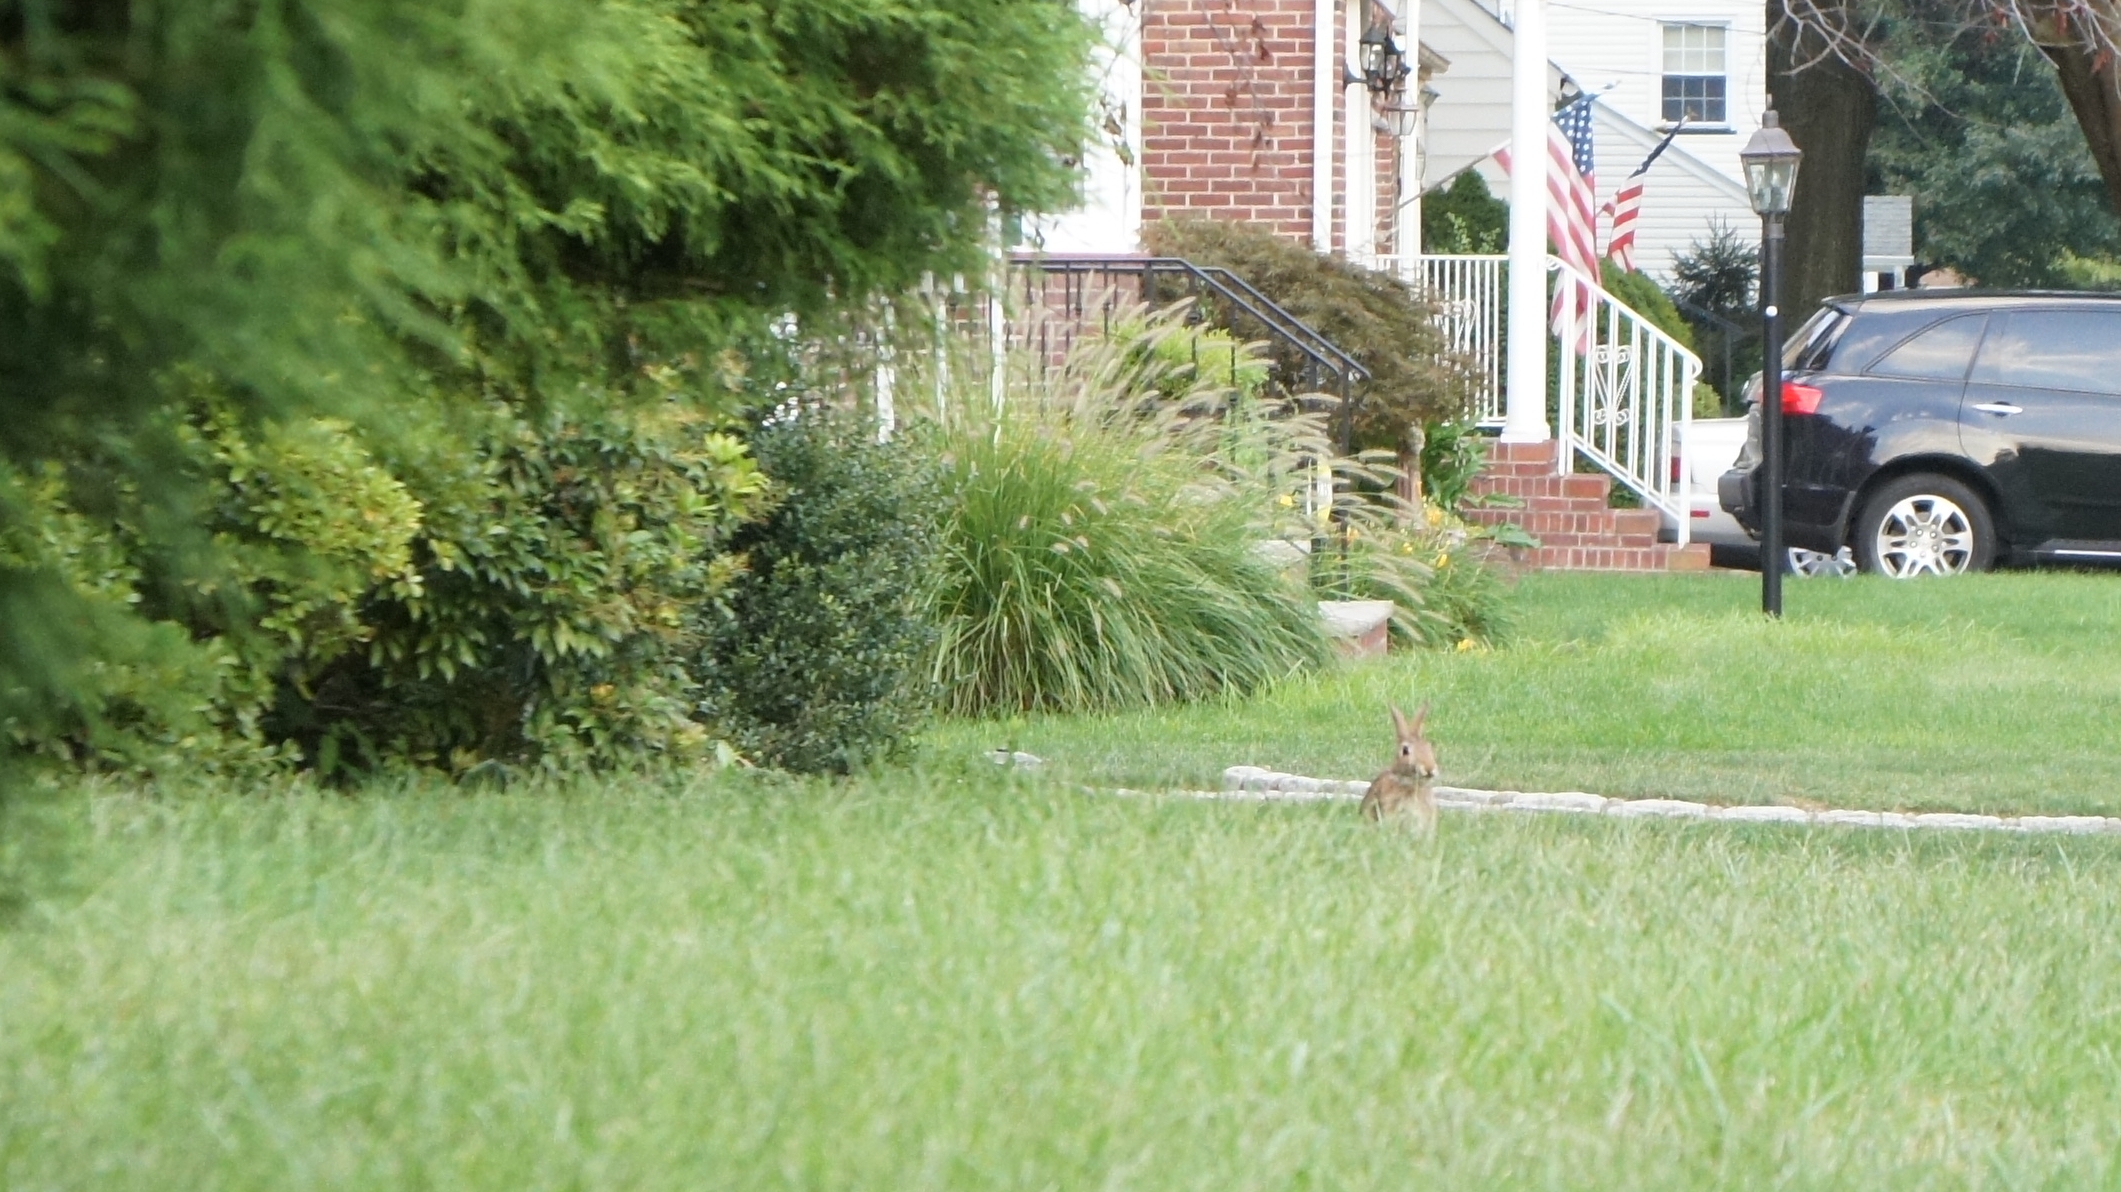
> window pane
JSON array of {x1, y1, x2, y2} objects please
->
[
  {"x1": 1869, "y1": 314, "x2": 1987, "y2": 381},
  {"x1": 1662, "y1": 24, "x2": 1728, "y2": 121},
  {"x1": 1971, "y1": 310, "x2": 2121, "y2": 396},
  {"x1": 1662, "y1": 77, "x2": 1725, "y2": 123},
  {"x1": 1702, "y1": 25, "x2": 1726, "y2": 71}
]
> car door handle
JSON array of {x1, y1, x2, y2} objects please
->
[{"x1": 1971, "y1": 402, "x2": 2024, "y2": 416}]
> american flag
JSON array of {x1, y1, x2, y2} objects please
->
[
  {"x1": 1606, "y1": 123, "x2": 1682, "y2": 274},
  {"x1": 1607, "y1": 175, "x2": 1645, "y2": 273},
  {"x1": 1496, "y1": 97, "x2": 1600, "y2": 353}
]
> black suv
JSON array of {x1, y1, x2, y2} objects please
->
[{"x1": 1720, "y1": 291, "x2": 2121, "y2": 576}]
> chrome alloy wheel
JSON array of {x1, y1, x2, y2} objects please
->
[
  {"x1": 1872, "y1": 494, "x2": 1976, "y2": 577},
  {"x1": 1789, "y1": 546, "x2": 1857, "y2": 577}
]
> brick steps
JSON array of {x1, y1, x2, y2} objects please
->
[{"x1": 1463, "y1": 440, "x2": 1710, "y2": 573}]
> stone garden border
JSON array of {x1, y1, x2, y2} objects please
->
[{"x1": 1185, "y1": 766, "x2": 2121, "y2": 836}]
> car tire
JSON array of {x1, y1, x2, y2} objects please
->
[{"x1": 1852, "y1": 473, "x2": 1996, "y2": 578}]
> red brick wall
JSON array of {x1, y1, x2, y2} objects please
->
[
  {"x1": 1374, "y1": 112, "x2": 1399, "y2": 254},
  {"x1": 1138, "y1": 0, "x2": 1414, "y2": 257},
  {"x1": 1140, "y1": 0, "x2": 1331, "y2": 244}
]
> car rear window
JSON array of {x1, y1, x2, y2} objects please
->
[
  {"x1": 1784, "y1": 307, "x2": 1849, "y2": 372},
  {"x1": 1867, "y1": 313, "x2": 1987, "y2": 382},
  {"x1": 1970, "y1": 309, "x2": 2121, "y2": 396},
  {"x1": 1820, "y1": 306, "x2": 1968, "y2": 374}
]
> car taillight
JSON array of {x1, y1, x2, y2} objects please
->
[{"x1": 1781, "y1": 382, "x2": 1824, "y2": 415}]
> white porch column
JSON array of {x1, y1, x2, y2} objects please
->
[
  {"x1": 1502, "y1": 0, "x2": 1551, "y2": 443},
  {"x1": 1312, "y1": 0, "x2": 1336, "y2": 249},
  {"x1": 1398, "y1": 3, "x2": 1423, "y2": 255},
  {"x1": 1344, "y1": 2, "x2": 1377, "y2": 262}
]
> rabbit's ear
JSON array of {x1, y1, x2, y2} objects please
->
[
  {"x1": 1389, "y1": 704, "x2": 1409, "y2": 737},
  {"x1": 1407, "y1": 702, "x2": 1431, "y2": 737}
]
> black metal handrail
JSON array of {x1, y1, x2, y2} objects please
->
[
  {"x1": 1010, "y1": 253, "x2": 1369, "y2": 381},
  {"x1": 1006, "y1": 252, "x2": 1372, "y2": 453}
]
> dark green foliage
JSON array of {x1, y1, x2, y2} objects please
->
[
  {"x1": 1419, "y1": 420, "x2": 1490, "y2": 512},
  {"x1": 1, "y1": 0, "x2": 1095, "y2": 781},
  {"x1": 1144, "y1": 219, "x2": 1468, "y2": 450},
  {"x1": 1599, "y1": 262, "x2": 1694, "y2": 352},
  {"x1": 1868, "y1": 4, "x2": 2121, "y2": 288},
  {"x1": 1670, "y1": 224, "x2": 1761, "y2": 404},
  {"x1": 1671, "y1": 223, "x2": 1758, "y2": 317},
  {"x1": 1421, "y1": 171, "x2": 1508, "y2": 254},
  {"x1": 5, "y1": 384, "x2": 771, "y2": 777},
  {"x1": 281, "y1": 393, "x2": 771, "y2": 775},
  {"x1": 694, "y1": 406, "x2": 942, "y2": 774}
]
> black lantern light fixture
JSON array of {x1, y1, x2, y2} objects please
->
[
  {"x1": 1739, "y1": 110, "x2": 1803, "y2": 618},
  {"x1": 1348, "y1": 4, "x2": 1409, "y2": 94},
  {"x1": 1739, "y1": 110, "x2": 1802, "y2": 219}
]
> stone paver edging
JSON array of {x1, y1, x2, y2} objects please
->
[{"x1": 1205, "y1": 766, "x2": 2121, "y2": 836}]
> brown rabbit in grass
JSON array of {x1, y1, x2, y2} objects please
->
[{"x1": 1361, "y1": 703, "x2": 1438, "y2": 831}]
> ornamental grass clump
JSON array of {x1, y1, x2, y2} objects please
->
[{"x1": 918, "y1": 308, "x2": 1332, "y2": 716}]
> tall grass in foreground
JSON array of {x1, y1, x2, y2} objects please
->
[
  {"x1": 9, "y1": 775, "x2": 2121, "y2": 1189},
  {"x1": 914, "y1": 308, "x2": 1334, "y2": 714}
]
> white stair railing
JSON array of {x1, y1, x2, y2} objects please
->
[
  {"x1": 1548, "y1": 255, "x2": 1701, "y2": 542},
  {"x1": 1319, "y1": 250, "x2": 1702, "y2": 544},
  {"x1": 1375, "y1": 253, "x2": 1508, "y2": 425}
]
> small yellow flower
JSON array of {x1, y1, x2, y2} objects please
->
[
  {"x1": 1435, "y1": 552, "x2": 1450, "y2": 569},
  {"x1": 1278, "y1": 493, "x2": 1296, "y2": 508},
  {"x1": 1455, "y1": 638, "x2": 1476, "y2": 652}
]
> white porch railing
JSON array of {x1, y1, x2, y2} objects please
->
[
  {"x1": 1374, "y1": 253, "x2": 1507, "y2": 424},
  {"x1": 1548, "y1": 255, "x2": 1702, "y2": 539},
  {"x1": 1377, "y1": 251, "x2": 1701, "y2": 542}
]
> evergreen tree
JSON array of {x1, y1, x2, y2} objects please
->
[{"x1": 1, "y1": 1, "x2": 1094, "y2": 784}]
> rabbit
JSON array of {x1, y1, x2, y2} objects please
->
[{"x1": 1360, "y1": 703, "x2": 1438, "y2": 831}]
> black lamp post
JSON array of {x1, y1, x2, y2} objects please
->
[{"x1": 1740, "y1": 110, "x2": 1802, "y2": 618}]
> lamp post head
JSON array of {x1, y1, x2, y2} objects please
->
[{"x1": 1740, "y1": 110, "x2": 1802, "y2": 217}]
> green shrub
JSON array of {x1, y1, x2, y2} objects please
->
[
  {"x1": 693, "y1": 403, "x2": 942, "y2": 773},
  {"x1": 1600, "y1": 261, "x2": 1695, "y2": 352},
  {"x1": 1421, "y1": 171, "x2": 1508, "y2": 254},
  {"x1": 920, "y1": 312, "x2": 1331, "y2": 716},
  {"x1": 1419, "y1": 419, "x2": 1490, "y2": 511},
  {"x1": 2, "y1": 380, "x2": 774, "y2": 780},
  {"x1": 1129, "y1": 320, "x2": 1272, "y2": 401},
  {"x1": 0, "y1": 461, "x2": 218, "y2": 772},
  {"x1": 281, "y1": 389, "x2": 770, "y2": 776},
  {"x1": 1142, "y1": 219, "x2": 1471, "y2": 449}
]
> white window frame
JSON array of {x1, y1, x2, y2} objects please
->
[{"x1": 1658, "y1": 21, "x2": 1731, "y2": 128}]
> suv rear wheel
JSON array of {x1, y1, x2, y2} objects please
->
[{"x1": 1852, "y1": 473, "x2": 1995, "y2": 578}]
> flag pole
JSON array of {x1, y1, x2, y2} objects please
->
[{"x1": 1502, "y1": 0, "x2": 1551, "y2": 444}]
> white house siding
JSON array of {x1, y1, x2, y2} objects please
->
[
  {"x1": 1418, "y1": 0, "x2": 1761, "y2": 278},
  {"x1": 1542, "y1": 0, "x2": 1767, "y2": 187},
  {"x1": 1419, "y1": 0, "x2": 1564, "y2": 192},
  {"x1": 1594, "y1": 106, "x2": 1751, "y2": 278}
]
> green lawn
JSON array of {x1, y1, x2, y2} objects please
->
[
  {"x1": 12, "y1": 571, "x2": 2121, "y2": 1188},
  {"x1": 932, "y1": 571, "x2": 2121, "y2": 816},
  {"x1": 8, "y1": 776, "x2": 2121, "y2": 1189}
]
